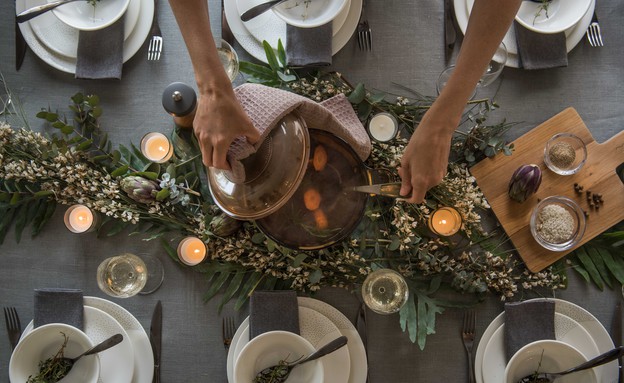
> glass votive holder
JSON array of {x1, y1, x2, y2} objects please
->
[
  {"x1": 361, "y1": 268, "x2": 409, "y2": 314},
  {"x1": 177, "y1": 236, "x2": 207, "y2": 266},
  {"x1": 428, "y1": 206, "x2": 462, "y2": 236},
  {"x1": 140, "y1": 132, "x2": 173, "y2": 163},
  {"x1": 368, "y1": 112, "x2": 398, "y2": 143},
  {"x1": 543, "y1": 133, "x2": 587, "y2": 175},
  {"x1": 63, "y1": 204, "x2": 99, "y2": 233}
]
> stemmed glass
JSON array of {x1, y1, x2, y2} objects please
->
[
  {"x1": 96, "y1": 253, "x2": 164, "y2": 298},
  {"x1": 361, "y1": 269, "x2": 409, "y2": 314},
  {"x1": 218, "y1": 39, "x2": 240, "y2": 83}
]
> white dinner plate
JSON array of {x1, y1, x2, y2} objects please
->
[
  {"x1": 227, "y1": 306, "x2": 350, "y2": 383},
  {"x1": 22, "y1": 306, "x2": 135, "y2": 383},
  {"x1": 454, "y1": 0, "x2": 595, "y2": 68},
  {"x1": 481, "y1": 312, "x2": 599, "y2": 383},
  {"x1": 16, "y1": 0, "x2": 154, "y2": 74},
  {"x1": 474, "y1": 298, "x2": 618, "y2": 383},
  {"x1": 84, "y1": 297, "x2": 154, "y2": 383},
  {"x1": 29, "y1": 0, "x2": 141, "y2": 59},
  {"x1": 224, "y1": 0, "x2": 362, "y2": 63}
]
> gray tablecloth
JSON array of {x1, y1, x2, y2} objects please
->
[{"x1": 0, "y1": 0, "x2": 623, "y2": 382}]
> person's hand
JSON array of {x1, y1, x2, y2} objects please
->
[
  {"x1": 398, "y1": 110, "x2": 458, "y2": 203},
  {"x1": 193, "y1": 87, "x2": 259, "y2": 169}
]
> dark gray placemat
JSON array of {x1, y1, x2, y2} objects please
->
[
  {"x1": 504, "y1": 299, "x2": 555, "y2": 361},
  {"x1": 249, "y1": 290, "x2": 299, "y2": 338},
  {"x1": 286, "y1": 23, "x2": 332, "y2": 67},
  {"x1": 75, "y1": 16, "x2": 125, "y2": 80},
  {"x1": 514, "y1": 21, "x2": 568, "y2": 70},
  {"x1": 33, "y1": 288, "x2": 84, "y2": 329}
]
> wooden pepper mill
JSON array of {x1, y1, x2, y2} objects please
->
[{"x1": 162, "y1": 82, "x2": 197, "y2": 129}]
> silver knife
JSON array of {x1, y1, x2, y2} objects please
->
[
  {"x1": 351, "y1": 182, "x2": 406, "y2": 198},
  {"x1": 149, "y1": 300, "x2": 162, "y2": 383},
  {"x1": 240, "y1": 0, "x2": 288, "y2": 22},
  {"x1": 614, "y1": 301, "x2": 624, "y2": 382},
  {"x1": 444, "y1": 0, "x2": 457, "y2": 65},
  {"x1": 15, "y1": 1, "x2": 27, "y2": 71},
  {"x1": 356, "y1": 302, "x2": 370, "y2": 382}
]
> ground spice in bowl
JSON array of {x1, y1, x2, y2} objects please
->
[
  {"x1": 548, "y1": 142, "x2": 576, "y2": 168},
  {"x1": 535, "y1": 204, "x2": 575, "y2": 243}
]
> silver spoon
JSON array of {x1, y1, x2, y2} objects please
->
[
  {"x1": 62, "y1": 333, "x2": 124, "y2": 370},
  {"x1": 16, "y1": 0, "x2": 84, "y2": 23},
  {"x1": 254, "y1": 335, "x2": 348, "y2": 383},
  {"x1": 518, "y1": 346, "x2": 624, "y2": 382},
  {"x1": 240, "y1": 0, "x2": 288, "y2": 22}
]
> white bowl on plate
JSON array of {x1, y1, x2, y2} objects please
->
[
  {"x1": 273, "y1": 0, "x2": 348, "y2": 28},
  {"x1": 515, "y1": 0, "x2": 592, "y2": 34},
  {"x1": 9, "y1": 323, "x2": 100, "y2": 383},
  {"x1": 505, "y1": 339, "x2": 596, "y2": 383},
  {"x1": 53, "y1": 0, "x2": 131, "y2": 31},
  {"x1": 233, "y1": 330, "x2": 323, "y2": 383}
]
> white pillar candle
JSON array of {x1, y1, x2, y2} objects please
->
[
  {"x1": 177, "y1": 236, "x2": 207, "y2": 266},
  {"x1": 64, "y1": 204, "x2": 96, "y2": 233},
  {"x1": 140, "y1": 132, "x2": 173, "y2": 163},
  {"x1": 368, "y1": 113, "x2": 398, "y2": 142}
]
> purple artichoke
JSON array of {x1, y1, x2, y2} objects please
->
[
  {"x1": 210, "y1": 213, "x2": 242, "y2": 237},
  {"x1": 508, "y1": 164, "x2": 542, "y2": 203},
  {"x1": 120, "y1": 176, "x2": 160, "y2": 204}
]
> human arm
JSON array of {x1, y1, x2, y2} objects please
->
[
  {"x1": 168, "y1": 0, "x2": 260, "y2": 169},
  {"x1": 399, "y1": 0, "x2": 521, "y2": 203}
]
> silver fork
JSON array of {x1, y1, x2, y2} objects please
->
[
  {"x1": 147, "y1": 0, "x2": 163, "y2": 60},
  {"x1": 222, "y1": 316, "x2": 236, "y2": 351},
  {"x1": 357, "y1": 1, "x2": 371, "y2": 51},
  {"x1": 586, "y1": 12, "x2": 604, "y2": 47},
  {"x1": 461, "y1": 310, "x2": 476, "y2": 383},
  {"x1": 3, "y1": 307, "x2": 22, "y2": 350}
]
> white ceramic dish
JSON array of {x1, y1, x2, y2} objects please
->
[
  {"x1": 505, "y1": 340, "x2": 595, "y2": 383},
  {"x1": 52, "y1": 0, "x2": 131, "y2": 31},
  {"x1": 515, "y1": 0, "x2": 592, "y2": 34},
  {"x1": 234, "y1": 330, "x2": 323, "y2": 383},
  {"x1": 456, "y1": 0, "x2": 595, "y2": 68},
  {"x1": 10, "y1": 323, "x2": 100, "y2": 383},
  {"x1": 474, "y1": 298, "x2": 618, "y2": 383},
  {"x1": 22, "y1": 306, "x2": 135, "y2": 383},
  {"x1": 16, "y1": 0, "x2": 153, "y2": 74},
  {"x1": 273, "y1": 0, "x2": 349, "y2": 28},
  {"x1": 225, "y1": 0, "x2": 362, "y2": 63},
  {"x1": 481, "y1": 312, "x2": 599, "y2": 383}
]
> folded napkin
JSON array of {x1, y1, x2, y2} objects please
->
[
  {"x1": 286, "y1": 23, "x2": 332, "y2": 67},
  {"x1": 514, "y1": 21, "x2": 568, "y2": 70},
  {"x1": 33, "y1": 288, "x2": 84, "y2": 329},
  {"x1": 504, "y1": 300, "x2": 555, "y2": 361},
  {"x1": 75, "y1": 16, "x2": 125, "y2": 80},
  {"x1": 228, "y1": 83, "x2": 371, "y2": 183},
  {"x1": 249, "y1": 290, "x2": 300, "y2": 339}
]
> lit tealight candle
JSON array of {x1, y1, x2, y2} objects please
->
[
  {"x1": 140, "y1": 132, "x2": 173, "y2": 163},
  {"x1": 368, "y1": 113, "x2": 398, "y2": 142},
  {"x1": 177, "y1": 236, "x2": 207, "y2": 266},
  {"x1": 63, "y1": 204, "x2": 97, "y2": 233},
  {"x1": 428, "y1": 207, "x2": 462, "y2": 236}
]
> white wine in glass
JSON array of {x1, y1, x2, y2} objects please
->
[
  {"x1": 218, "y1": 39, "x2": 239, "y2": 82},
  {"x1": 361, "y1": 269, "x2": 409, "y2": 314},
  {"x1": 97, "y1": 253, "x2": 148, "y2": 298}
]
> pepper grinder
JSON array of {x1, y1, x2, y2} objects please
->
[{"x1": 162, "y1": 82, "x2": 197, "y2": 129}]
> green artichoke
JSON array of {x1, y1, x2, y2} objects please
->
[
  {"x1": 210, "y1": 213, "x2": 242, "y2": 237},
  {"x1": 508, "y1": 164, "x2": 542, "y2": 203},
  {"x1": 120, "y1": 176, "x2": 160, "y2": 204}
]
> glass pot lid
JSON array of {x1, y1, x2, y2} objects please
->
[{"x1": 207, "y1": 112, "x2": 310, "y2": 220}]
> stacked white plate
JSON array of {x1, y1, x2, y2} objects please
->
[
  {"x1": 453, "y1": 0, "x2": 596, "y2": 68},
  {"x1": 18, "y1": 296, "x2": 154, "y2": 383},
  {"x1": 227, "y1": 297, "x2": 368, "y2": 383},
  {"x1": 16, "y1": 0, "x2": 154, "y2": 74},
  {"x1": 224, "y1": 0, "x2": 363, "y2": 64},
  {"x1": 475, "y1": 298, "x2": 618, "y2": 383}
]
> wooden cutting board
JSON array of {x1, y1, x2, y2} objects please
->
[{"x1": 470, "y1": 108, "x2": 624, "y2": 272}]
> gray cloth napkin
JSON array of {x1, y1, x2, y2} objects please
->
[
  {"x1": 514, "y1": 21, "x2": 568, "y2": 70},
  {"x1": 286, "y1": 23, "x2": 332, "y2": 67},
  {"x1": 504, "y1": 300, "x2": 555, "y2": 361},
  {"x1": 249, "y1": 290, "x2": 300, "y2": 339},
  {"x1": 33, "y1": 288, "x2": 84, "y2": 329},
  {"x1": 75, "y1": 16, "x2": 125, "y2": 80}
]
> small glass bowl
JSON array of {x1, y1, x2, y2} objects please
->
[
  {"x1": 530, "y1": 196, "x2": 586, "y2": 251},
  {"x1": 544, "y1": 133, "x2": 587, "y2": 175}
]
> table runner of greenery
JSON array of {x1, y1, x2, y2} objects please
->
[{"x1": 1, "y1": 47, "x2": 623, "y2": 348}]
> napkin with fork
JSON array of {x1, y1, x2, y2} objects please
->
[
  {"x1": 33, "y1": 288, "x2": 84, "y2": 329},
  {"x1": 75, "y1": 17, "x2": 125, "y2": 80},
  {"x1": 249, "y1": 290, "x2": 300, "y2": 338},
  {"x1": 514, "y1": 21, "x2": 568, "y2": 70},
  {"x1": 504, "y1": 300, "x2": 556, "y2": 361}
]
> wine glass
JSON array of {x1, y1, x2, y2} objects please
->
[
  {"x1": 96, "y1": 253, "x2": 164, "y2": 298},
  {"x1": 361, "y1": 269, "x2": 409, "y2": 314},
  {"x1": 218, "y1": 39, "x2": 239, "y2": 83}
]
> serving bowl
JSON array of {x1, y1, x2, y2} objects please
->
[
  {"x1": 515, "y1": 0, "x2": 592, "y2": 34},
  {"x1": 272, "y1": 0, "x2": 349, "y2": 28},
  {"x1": 530, "y1": 196, "x2": 586, "y2": 251},
  {"x1": 505, "y1": 339, "x2": 596, "y2": 383},
  {"x1": 53, "y1": 0, "x2": 131, "y2": 31},
  {"x1": 9, "y1": 323, "x2": 100, "y2": 383},
  {"x1": 543, "y1": 133, "x2": 587, "y2": 175}
]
